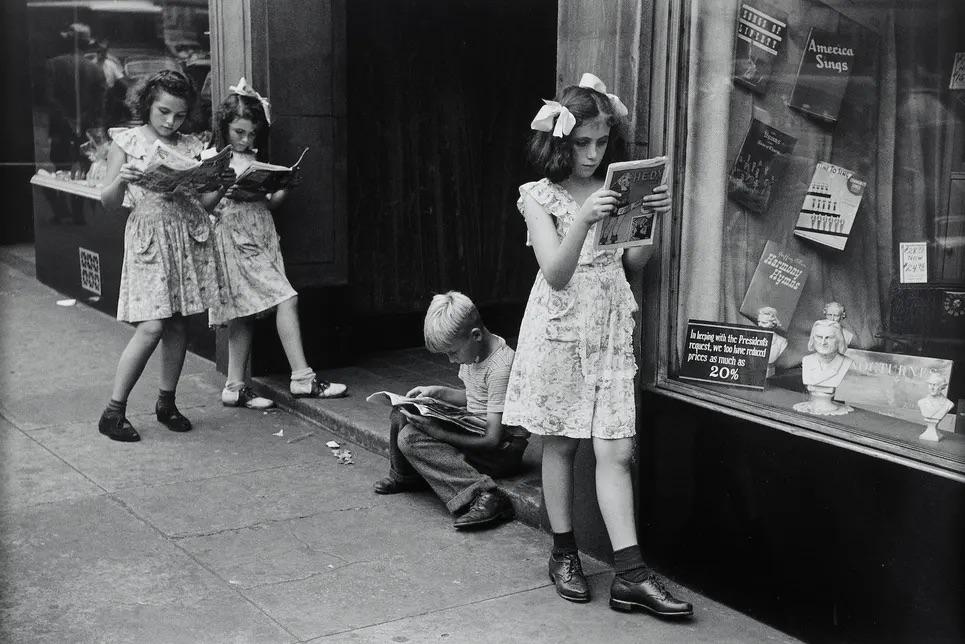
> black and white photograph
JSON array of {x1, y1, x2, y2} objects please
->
[{"x1": 0, "y1": 1, "x2": 962, "y2": 643}]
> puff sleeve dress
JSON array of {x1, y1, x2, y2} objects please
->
[
  {"x1": 502, "y1": 178, "x2": 639, "y2": 439},
  {"x1": 203, "y1": 149, "x2": 297, "y2": 326},
  {"x1": 110, "y1": 126, "x2": 219, "y2": 322}
]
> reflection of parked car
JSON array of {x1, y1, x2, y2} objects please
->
[{"x1": 123, "y1": 55, "x2": 181, "y2": 79}]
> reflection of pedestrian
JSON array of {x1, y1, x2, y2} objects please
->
[{"x1": 45, "y1": 23, "x2": 106, "y2": 169}]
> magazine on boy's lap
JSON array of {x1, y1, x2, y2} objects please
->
[
  {"x1": 230, "y1": 147, "x2": 309, "y2": 199},
  {"x1": 594, "y1": 157, "x2": 668, "y2": 250},
  {"x1": 365, "y1": 391, "x2": 487, "y2": 435},
  {"x1": 133, "y1": 141, "x2": 233, "y2": 193}
]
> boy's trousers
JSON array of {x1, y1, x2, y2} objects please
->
[{"x1": 387, "y1": 408, "x2": 527, "y2": 514}]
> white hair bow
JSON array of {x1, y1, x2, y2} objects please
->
[
  {"x1": 578, "y1": 73, "x2": 629, "y2": 118},
  {"x1": 530, "y1": 100, "x2": 576, "y2": 138},
  {"x1": 228, "y1": 77, "x2": 272, "y2": 125}
]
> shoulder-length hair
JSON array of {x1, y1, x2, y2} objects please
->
[
  {"x1": 213, "y1": 93, "x2": 270, "y2": 160},
  {"x1": 525, "y1": 84, "x2": 629, "y2": 183},
  {"x1": 125, "y1": 69, "x2": 198, "y2": 125}
]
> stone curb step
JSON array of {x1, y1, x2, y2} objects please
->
[{"x1": 249, "y1": 375, "x2": 546, "y2": 530}]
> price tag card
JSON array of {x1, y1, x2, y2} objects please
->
[{"x1": 679, "y1": 320, "x2": 772, "y2": 390}]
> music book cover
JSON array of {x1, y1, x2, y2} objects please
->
[
  {"x1": 793, "y1": 162, "x2": 866, "y2": 251},
  {"x1": 733, "y1": 2, "x2": 789, "y2": 93},
  {"x1": 788, "y1": 27, "x2": 857, "y2": 123},
  {"x1": 739, "y1": 240, "x2": 809, "y2": 330},
  {"x1": 727, "y1": 118, "x2": 797, "y2": 213}
]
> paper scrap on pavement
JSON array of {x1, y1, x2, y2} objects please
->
[
  {"x1": 325, "y1": 440, "x2": 340, "y2": 449},
  {"x1": 56, "y1": 299, "x2": 77, "y2": 306},
  {"x1": 333, "y1": 448, "x2": 354, "y2": 464},
  {"x1": 272, "y1": 429, "x2": 284, "y2": 437}
]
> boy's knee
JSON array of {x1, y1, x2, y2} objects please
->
[{"x1": 396, "y1": 424, "x2": 426, "y2": 455}]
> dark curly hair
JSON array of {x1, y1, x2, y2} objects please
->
[
  {"x1": 213, "y1": 93, "x2": 270, "y2": 159},
  {"x1": 125, "y1": 69, "x2": 198, "y2": 126},
  {"x1": 525, "y1": 84, "x2": 629, "y2": 183}
]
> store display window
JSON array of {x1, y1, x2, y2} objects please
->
[
  {"x1": 660, "y1": 0, "x2": 965, "y2": 474},
  {"x1": 26, "y1": 0, "x2": 211, "y2": 191}
]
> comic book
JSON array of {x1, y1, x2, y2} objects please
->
[
  {"x1": 365, "y1": 391, "x2": 486, "y2": 435},
  {"x1": 133, "y1": 141, "x2": 232, "y2": 193},
  {"x1": 231, "y1": 147, "x2": 309, "y2": 199},
  {"x1": 594, "y1": 157, "x2": 668, "y2": 250}
]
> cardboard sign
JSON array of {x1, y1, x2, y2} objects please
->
[
  {"x1": 899, "y1": 242, "x2": 927, "y2": 283},
  {"x1": 680, "y1": 320, "x2": 772, "y2": 390},
  {"x1": 837, "y1": 349, "x2": 955, "y2": 430}
]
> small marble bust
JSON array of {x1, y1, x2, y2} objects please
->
[
  {"x1": 918, "y1": 372, "x2": 954, "y2": 442},
  {"x1": 823, "y1": 301, "x2": 855, "y2": 347},
  {"x1": 756, "y1": 306, "x2": 787, "y2": 377},
  {"x1": 794, "y1": 319, "x2": 854, "y2": 415}
]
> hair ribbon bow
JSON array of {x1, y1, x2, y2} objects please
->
[
  {"x1": 530, "y1": 100, "x2": 576, "y2": 138},
  {"x1": 578, "y1": 73, "x2": 629, "y2": 118},
  {"x1": 228, "y1": 77, "x2": 272, "y2": 125}
]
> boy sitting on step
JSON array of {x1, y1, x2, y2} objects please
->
[{"x1": 373, "y1": 291, "x2": 529, "y2": 530}]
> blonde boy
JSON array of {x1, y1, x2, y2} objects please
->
[{"x1": 373, "y1": 291, "x2": 529, "y2": 530}]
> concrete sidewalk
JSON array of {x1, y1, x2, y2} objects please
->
[{"x1": 0, "y1": 245, "x2": 798, "y2": 643}]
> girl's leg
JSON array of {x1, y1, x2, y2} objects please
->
[
  {"x1": 541, "y1": 436, "x2": 579, "y2": 532},
  {"x1": 226, "y1": 317, "x2": 255, "y2": 385},
  {"x1": 275, "y1": 295, "x2": 309, "y2": 371},
  {"x1": 99, "y1": 319, "x2": 164, "y2": 442},
  {"x1": 155, "y1": 316, "x2": 192, "y2": 432},
  {"x1": 110, "y1": 319, "x2": 164, "y2": 402},
  {"x1": 277, "y1": 295, "x2": 347, "y2": 398},
  {"x1": 592, "y1": 436, "x2": 637, "y2": 550},
  {"x1": 594, "y1": 436, "x2": 693, "y2": 617},
  {"x1": 543, "y1": 436, "x2": 590, "y2": 602},
  {"x1": 222, "y1": 317, "x2": 274, "y2": 409},
  {"x1": 159, "y1": 316, "x2": 188, "y2": 392}
]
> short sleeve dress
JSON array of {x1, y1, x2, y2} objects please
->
[
  {"x1": 110, "y1": 127, "x2": 219, "y2": 322},
  {"x1": 204, "y1": 149, "x2": 297, "y2": 326},
  {"x1": 501, "y1": 178, "x2": 638, "y2": 439}
]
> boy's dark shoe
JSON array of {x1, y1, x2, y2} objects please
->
[
  {"x1": 548, "y1": 552, "x2": 590, "y2": 602},
  {"x1": 98, "y1": 411, "x2": 140, "y2": 442},
  {"x1": 372, "y1": 476, "x2": 429, "y2": 495},
  {"x1": 155, "y1": 403, "x2": 193, "y2": 432},
  {"x1": 609, "y1": 574, "x2": 693, "y2": 618},
  {"x1": 453, "y1": 489, "x2": 514, "y2": 530}
]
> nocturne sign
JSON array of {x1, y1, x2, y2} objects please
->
[{"x1": 679, "y1": 320, "x2": 772, "y2": 390}]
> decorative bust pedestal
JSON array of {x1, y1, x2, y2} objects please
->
[
  {"x1": 793, "y1": 385, "x2": 854, "y2": 416},
  {"x1": 918, "y1": 420, "x2": 943, "y2": 442}
]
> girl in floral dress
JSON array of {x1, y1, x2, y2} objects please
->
[
  {"x1": 98, "y1": 70, "x2": 221, "y2": 442},
  {"x1": 200, "y1": 79, "x2": 346, "y2": 409},
  {"x1": 502, "y1": 74, "x2": 693, "y2": 618}
]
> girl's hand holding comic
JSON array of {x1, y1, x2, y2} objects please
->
[
  {"x1": 643, "y1": 184, "x2": 672, "y2": 214},
  {"x1": 576, "y1": 189, "x2": 622, "y2": 228},
  {"x1": 118, "y1": 163, "x2": 143, "y2": 184}
]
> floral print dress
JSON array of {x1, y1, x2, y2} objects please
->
[
  {"x1": 111, "y1": 127, "x2": 219, "y2": 322},
  {"x1": 502, "y1": 178, "x2": 638, "y2": 439},
  {"x1": 203, "y1": 149, "x2": 297, "y2": 326}
]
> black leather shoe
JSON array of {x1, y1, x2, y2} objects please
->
[
  {"x1": 453, "y1": 489, "x2": 514, "y2": 530},
  {"x1": 156, "y1": 404, "x2": 193, "y2": 432},
  {"x1": 548, "y1": 552, "x2": 590, "y2": 602},
  {"x1": 609, "y1": 574, "x2": 693, "y2": 618},
  {"x1": 98, "y1": 411, "x2": 140, "y2": 442},
  {"x1": 372, "y1": 476, "x2": 429, "y2": 495}
]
